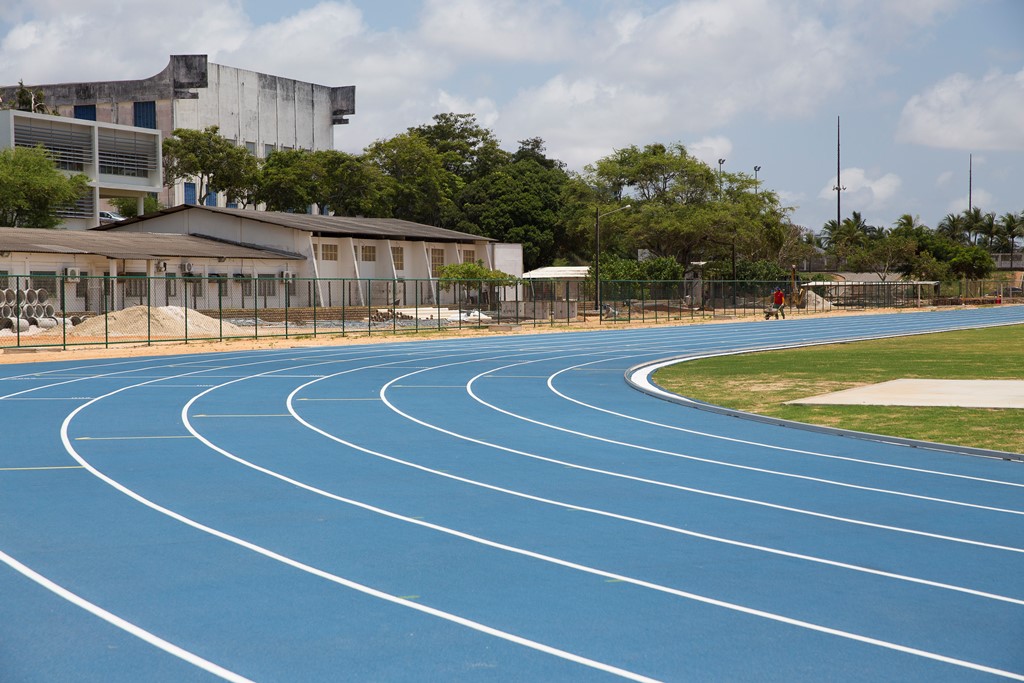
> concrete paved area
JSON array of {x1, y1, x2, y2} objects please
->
[{"x1": 787, "y1": 379, "x2": 1024, "y2": 409}]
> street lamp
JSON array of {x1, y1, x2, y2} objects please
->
[
  {"x1": 717, "y1": 158, "x2": 726, "y2": 196},
  {"x1": 594, "y1": 204, "x2": 631, "y2": 318},
  {"x1": 753, "y1": 165, "x2": 761, "y2": 194}
]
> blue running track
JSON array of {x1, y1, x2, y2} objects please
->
[{"x1": 1, "y1": 307, "x2": 1023, "y2": 682}]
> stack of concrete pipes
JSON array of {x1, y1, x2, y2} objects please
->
[{"x1": 1, "y1": 287, "x2": 62, "y2": 332}]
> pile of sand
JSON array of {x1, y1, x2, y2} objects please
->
[{"x1": 40, "y1": 306, "x2": 246, "y2": 339}]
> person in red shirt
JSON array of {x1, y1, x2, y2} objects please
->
[{"x1": 771, "y1": 287, "x2": 786, "y2": 319}]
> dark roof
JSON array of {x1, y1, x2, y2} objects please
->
[
  {"x1": 93, "y1": 204, "x2": 492, "y2": 243},
  {"x1": 0, "y1": 226, "x2": 302, "y2": 260}
]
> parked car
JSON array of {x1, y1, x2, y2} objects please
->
[{"x1": 98, "y1": 210, "x2": 126, "y2": 224}]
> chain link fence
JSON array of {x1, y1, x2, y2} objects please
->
[{"x1": 0, "y1": 274, "x2": 1020, "y2": 350}]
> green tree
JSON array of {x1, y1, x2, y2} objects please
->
[
  {"x1": 259, "y1": 148, "x2": 319, "y2": 212},
  {"x1": 408, "y1": 113, "x2": 511, "y2": 183},
  {"x1": 454, "y1": 141, "x2": 570, "y2": 270},
  {"x1": 948, "y1": 245, "x2": 995, "y2": 280},
  {"x1": 997, "y1": 211, "x2": 1023, "y2": 268},
  {"x1": 109, "y1": 195, "x2": 162, "y2": 218},
  {"x1": 163, "y1": 126, "x2": 260, "y2": 205},
  {"x1": 5, "y1": 80, "x2": 51, "y2": 113},
  {"x1": 437, "y1": 260, "x2": 516, "y2": 284},
  {"x1": 846, "y1": 234, "x2": 917, "y2": 281},
  {"x1": 364, "y1": 132, "x2": 461, "y2": 226},
  {"x1": 0, "y1": 146, "x2": 89, "y2": 228},
  {"x1": 821, "y1": 211, "x2": 872, "y2": 264},
  {"x1": 937, "y1": 212, "x2": 968, "y2": 245}
]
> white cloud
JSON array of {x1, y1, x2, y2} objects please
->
[
  {"x1": 946, "y1": 189, "x2": 992, "y2": 215},
  {"x1": 935, "y1": 170, "x2": 953, "y2": 187},
  {"x1": 818, "y1": 168, "x2": 902, "y2": 211},
  {"x1": 497, "y1": 75, "x2": 670, "y2": 169},
  {"x1": 687, "y1": 136, "x2": 734, "y2": 169},
  {"x1": 435, "y1": 90, "x2": 499, "y2": 129},
  {"x1": 897, "y1": 68, "x2": 1024, "y2": 151},
  {"x1": 418, "y1": 0, "x2": 575, "y2": 61},
  {"x1": 0, "y1": 1, "x2": 249, "y2": 83}
]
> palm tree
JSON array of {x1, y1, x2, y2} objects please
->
[
  {"x1": 999, "y1": 211, "x2": 1023, "y2": 269},
  {"x1": 937, "y1": 212, "x2": 967, "y2": 244},
  {"x1": 893, "y1": 214, "x2": 925, "y2": 231},
  {"x1": 962, "y1": 206, "x2": 996, "y2": 246}
]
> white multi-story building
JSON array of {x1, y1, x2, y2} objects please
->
[
  {"x1": 1, "y1": 54, "x2": 355, "y2": 210},
  {"x1": 0, "y1": 109, "x2": 163, "y2": 229}
]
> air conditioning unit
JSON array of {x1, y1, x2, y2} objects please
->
[
  {"x1": 280, "y1": 270, "x2": 295, "y2": 279},
  {"x1": 181, "y1": 262, "x2": 194, "y2": 274},
  {"x1": 65, "y1": 267, "x2": 81, "y2": 281},
  {"x1": 156, "y1": 261, "x2": 168, "y2": 272}
]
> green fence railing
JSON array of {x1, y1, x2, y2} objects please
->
[{"x1": 0, "y1": 275, "x2": 1019, "y2": 350}]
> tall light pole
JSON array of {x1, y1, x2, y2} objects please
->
[
  {"x1": 594, "y1": 204, "x2": 631, "y2": 317},
  {"x1": 833, "y1": 116, "x2": 845, "y2": 227},
  {"x1": 753, "y1": 165, "x2": 761, "y2": 194}
]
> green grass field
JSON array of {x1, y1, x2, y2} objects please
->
[{"x1": 653, "y1": 323, "x2": 1024, "y2": 454}]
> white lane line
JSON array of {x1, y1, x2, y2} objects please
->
[
  {"x1": 0, "y1": 465, "x2": 84, "y2": 471},
  {"x1": 600, "y1": 353, "x2": 1024, "y2": 487},
  {"x1": 459, "y1": 355, "x2": 1024, "y2": 515},
  {"x1": 466, "y1": 324, "x2": 1024, "y2": 489},
  {"x1": 0, "y1": 548, "x2": 254, "y2": 683},
  {"x1": 373, "y1": 357, "x2": 1024, "y2": 546},
  {"x1": 287, "y1": 373, "x2": 1024, "y2": 606},
  {"x1": 287, "y1": 357, "x2": 1024, "y2": 677},
  {"x1": 1, "y1": 397, "x2": 95, "y2": 400},
  {"x1": 57, "y1": 370, "x2": 662, "y2": 683},
  {"x1": 58, "y1": 344, "x2": 663, "y2": 681}
]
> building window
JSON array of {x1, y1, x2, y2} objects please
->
[
  {"x1": 360, "y1": 245, "x2": 376, "y2": 262},
  {"x1": 184, "y1": 273, "x2": 204, "y2": 298},
  {"x1": 124, "y1": 273, "x2": 148, "y2": 298},
  {"x1": 264, "y1": 143, "x2": 276, "y2": 157},
  {"x1": 256, "y1": 274, "x2": 276, "y2": 297},
  {"x1": 430, "y1": 248, "x2": 444, "y2": 277},
  {"x1": 210, "y1": 274, "x2": 229, "y2": 297},
  {"x1": 235, "y1": 274, "x2": 253, "y2": 297},
  {"x1": 205, "y1": 192, "x2": 217, "y2": 207},
  {"x1": 245, "y1": 141, "x2": 256, "y2": 155},
  {"x1": 184, "y1": 182, "x2": 197, "y2": 205},
  {"x1": 73, "y1": 105, "x2": 96, "y2": 121},
  {"x1": 165, "y1": 273, "x2": 178, "y2": 298},
  {"x1": 463, "y1": 249, "x2": 475, "y2": 264},
  {"x1": 391, "y1": 246, "x2": 404, "y2": 271},
  {"x1": 226, "y1": 200, "x2": 238, "y2": 209},
  {"x1": 30, "y1": 271, "x2": 57, "y2": 293},
  {"x1": 75, "y1": 272, "x2": 89, "y2": 298},
  {"x1": 321, "y1": 244, "x2": 338, "y2": 261},
  {"x1": 133, "y1": 101, "x2": 157, "y2": 129},
  {"x1": 0, "y1": 271, "x2": 8, "y2": 288}
]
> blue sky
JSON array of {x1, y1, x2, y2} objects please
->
[{"x1": 1, "y1": 0, "x2": 1021, "y2": 233}]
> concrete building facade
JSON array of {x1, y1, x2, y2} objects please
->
[{"x1": 1, "y1": 55, "x2": 356, "y2": 210}]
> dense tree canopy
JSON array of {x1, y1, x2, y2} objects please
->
[{"x1": 149, "y1": 110, "x2": 1018, "y2": 284}]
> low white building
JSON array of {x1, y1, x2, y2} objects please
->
[
  {"x1": 1, "y1": 205, "x2": 524, "y2": 315},
  {"x1": 95, "y1": 204, "x2": 522, "y2": 308},
  {"x1": 0, "y1": 226, "x2": 301, "y2": 315}
]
